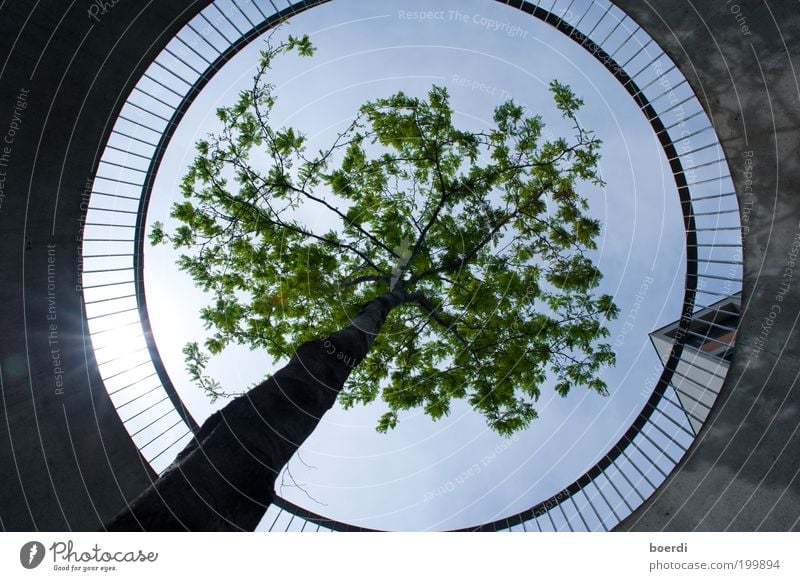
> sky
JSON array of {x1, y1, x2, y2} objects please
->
[{"x1": 143, "y1": 0, "x2": 689, "y2": 531}]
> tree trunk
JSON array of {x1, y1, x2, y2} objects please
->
[{"x1": 106, "y1": 287, "x2": 408, "y2": 531}]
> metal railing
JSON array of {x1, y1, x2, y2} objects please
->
[{"x1": 80, "y1": 0, "x2": 742, "y2": 530}]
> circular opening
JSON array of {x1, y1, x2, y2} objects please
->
[
  {"x1": 144, "y1": 0, "x2": 684, "y2": 531},
  {"x1": 82, "y1": 0, "x2": 741, "y2": 532}
]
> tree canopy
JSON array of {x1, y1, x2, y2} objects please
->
[{"x1": 151, "y1": 33, "x2": 619, "y2": 437}]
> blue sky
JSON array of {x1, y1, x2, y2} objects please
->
[{"x1": 143, "y1": 0, "x2": 687, "y2": 530}]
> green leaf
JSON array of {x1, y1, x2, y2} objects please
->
[
  {"x1": 164, "y1": 40, "x2": 618, "y2": 436},
  {"x1": 376, "y1": 411, "x2": 398, "y2": 433}
]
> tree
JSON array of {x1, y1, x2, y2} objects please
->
[{"x1": 108, "y1": 34, "x2": 618, "y2": 531}]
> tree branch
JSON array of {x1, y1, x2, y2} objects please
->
[
  {"x1": 287, "y1": 184, "x2": 400, "y2": 260},
  {"x1": 407, "y1": 110, "x2": 450, "y2": 265},
  {"x1": 339, "y1": 274, "x2": 391, "y2": 288},
  {"x1": 407, "y1": 292, "x2": 481, "y2": 365}
]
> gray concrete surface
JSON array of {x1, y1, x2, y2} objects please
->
[
  {"x1": 0, "y1": 0, "x2": 209, "y2": 531},
  {"x1": 615, "y1": 0, "x2": 800, "y2": 531}
]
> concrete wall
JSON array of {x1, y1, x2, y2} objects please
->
[
  {"x1": 0, "y1": 0, "x2": 211, "y2": 531},
  {"x1": 615, "y1": 0, "x2": 800, "y2": 531}
]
